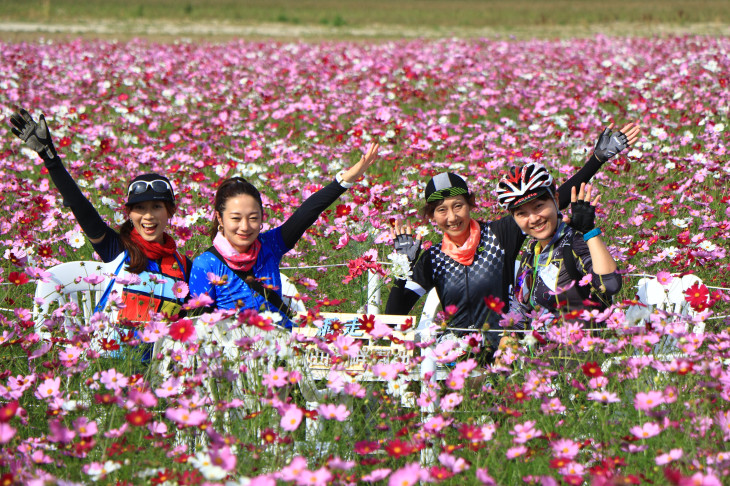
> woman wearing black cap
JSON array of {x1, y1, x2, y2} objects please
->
[
  {"x1": 385, "y1": 123, "x2": 640, "y2": 358},
  {"x1": 10, "y1": 109, "x2": 190, "y2": 324}
]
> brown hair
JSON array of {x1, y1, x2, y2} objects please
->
[
  {"x1": 209, "y1": 177, "x2": 264, "y2": 240},
  {"x1": 118, "y1": 201, "x2": 176, "y2": 274},
  {"x1": 420, "y1": 193, "x2": 476, "y2": 221}
]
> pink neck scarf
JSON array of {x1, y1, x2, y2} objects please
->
[{"x1": 213, "y1": 232, "x2": 261, "y2": 272}]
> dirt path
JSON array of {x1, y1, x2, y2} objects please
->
[{"x1": 1, "y1": 20, "x2": 728, "y2": 42}]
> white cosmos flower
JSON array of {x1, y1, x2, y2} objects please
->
[
  {"x1": 67, "y1": 231, "x2": 85, "y2": 249},
  {"x1": 699, "y1": 240, "x2": 717, "y2": 251}
]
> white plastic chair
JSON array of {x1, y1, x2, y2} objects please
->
[
  {"x1": 625, "y1": 273, "x2": 706, "y2": 362},
  {"x1": 32, "y1": 253, "x2": 126, "y2": 349}
]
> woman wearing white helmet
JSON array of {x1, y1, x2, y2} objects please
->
[
  {"x1": 385, "y1": 123, "x2": 639, "y2": 358},
  {"x1": 497, "y1": 163, "x2": 621, "y2": 329}
]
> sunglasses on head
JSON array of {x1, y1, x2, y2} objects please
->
[{"x1": 127, "y1": 180, "x2": 172, "y2": 196}]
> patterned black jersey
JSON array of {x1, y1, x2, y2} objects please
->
[{"x1": 386, "y1": 218, "x2": 525, "y2": 349}]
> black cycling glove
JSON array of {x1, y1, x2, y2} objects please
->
[
  {"x1": 568, "y1": 200, "x2": 596, "y2": 234},
  {"x1": 592, "y1": 127, "x2": 630, "y2": 163},
  {"x1": 10, "y1": 109, "x2": 58, "y2": 161},
  {"x1": 393, "y1": 233, "x2": 420, "y2": 263},
  {"x1": 10, "y1": 108, "x2": 108, "y2": 239}
]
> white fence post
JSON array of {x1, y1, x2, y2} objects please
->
[{"x1": 366, "y1": 268, "x2": 381, "y2": 315}]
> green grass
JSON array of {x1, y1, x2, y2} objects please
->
[{"x1": 1, "y1": 0, "x2": 729, "y2": 27}]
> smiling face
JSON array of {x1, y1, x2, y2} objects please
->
[
  {"x1": 217, "y1": 194, "x2": 263, "y2": 253},
  {"x1": 128, "y1": 200, "x2": 171, "y2": 243},
  {"x1": 431, "y1": 195, "x2": 472, "y2": 245},
  {"x1": 511, "y1": 195, "x2": 559, "y2": 245}
]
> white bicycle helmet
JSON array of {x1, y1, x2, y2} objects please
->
[{"x1": 496, "y1": 163, "x2": 555, "y2": 210}]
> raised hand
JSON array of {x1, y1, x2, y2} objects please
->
[
  {"x1": 391, "y1": 219, "x2": 421, "y2": 263},
  {"x1": 340, "y1": 142, "x2": 379, "y2": 184},
  {"x1": 563, "y1": 183, "x2": 599, "y2": 234},
  {"x1": 9, "y1": 108, "x2": 57, "y2": 160},
  {"x1": 592, "y1": 122, "x2": 640, "y2": 163}
]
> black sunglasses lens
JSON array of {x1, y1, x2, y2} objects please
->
[
  {"x1": 150, "y1": 181, "x2": 170, "y2": 193},
  {"x1": 129, "y1": 181, "x2": 149, "y2": 195}
]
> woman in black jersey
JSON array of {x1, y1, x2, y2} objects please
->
[
  {"x1": 385, "y1": 123, "x2": 640, "y2": 356},
  {"x1": 10, "y1": 108, "x2": 190, "y2": 325},
  {"x1": 496, "y1": 164, "x2": 621, "y2": 328}
]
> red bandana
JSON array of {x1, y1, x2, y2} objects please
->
[{"x1": 130, "y1": 229, "x2": 178, "y2": 260}]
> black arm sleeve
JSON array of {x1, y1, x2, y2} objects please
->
[
  {"x1": 384, "y1": 281, "x2": 423, "y2": 315},
  {"x1": 384, "y1": 250, "x2": 435, "y2": 315},
  {"x1": 279, "y1": 179, "x2": 347, "y2": 250},
  {"x1": 555, "y1": 153, "x2": 603, "y2": 210},
  {"x1": 41, "y1": 153, "x2": 110, "y2": 240}
]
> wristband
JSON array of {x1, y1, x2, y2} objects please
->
[
  {"x1": 583, "y1": 228, "x2": 602, "y2": 241},
  {"x1": 336, "y1": 172, "x2": 354, "y2": 189}
]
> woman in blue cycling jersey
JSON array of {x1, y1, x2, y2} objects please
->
[{"x1": 189, "y1": 143, "x2": 380, "y2": 327}]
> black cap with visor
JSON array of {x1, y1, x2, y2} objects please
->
[{"x1": 126, "y1": 173, "x2": 175, "y2": 206}]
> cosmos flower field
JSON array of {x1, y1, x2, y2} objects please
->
[{"x1": 0, "y1": 35, "x2": 729, "y2": 485}]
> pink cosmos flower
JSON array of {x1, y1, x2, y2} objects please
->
[
  {"x1": 656, "y1": 270, "x2": 673, "y2": 286},
  {"x1": 0, "y1": 423, "x2": 16, "y2": 444},
  {"x1": 417, "y1": 390, "x2": 438, "y2": 410},
  {"x1": 506, "y1": 445, "x2": 528, "y2": 459},
  {"x1": 317, "y1": 403, "x2": 350, "y2": 421},
  {"x1": 263, "y1": 367, "x2": 289, "y2": 389},
  {"x1": 369, "y1": 320, "x2": 394, "y2": 339},
  {"x1": 296, "y1": 467, "x2": 333, "y2": 486},
  {"x1": 83, "y1": 274, "x2": 106, "y2": 285},
  {"x1": 452, "y1": 358, "x2": 478, "y2": 379},
  {"x1": 634, "y1": 390, "x2": 665, "y2": 411},
  {"x1": 361, "y1": 468, "x2": 392, "y2": 482},
  {"x1": 388, "y1": 463, "x2": 424, "y2": 486},
  {"x1": 183, "y1": 293, "x2": 214, "y2": 310},
  {"x1": 655, "y1": 448, "x2": 683, "y2": 465},
  {"x1": 99, "y1": 369, "x2": 128, "y2": 391},
  {"x1": 630, "y1": 422, "x2": 662, "y2": 439},
  {"x1": 333, "y1": 334, "x2": 362, "y2": 358},
  {"x1": 541, "y1": 398, "x2": 567, "y2": 415},
  {"x1": 445, "y1": 373, "x2": 465, "y2": 391},
  {"x1": 327, "y1": 456, "x2": 355, "y2": 471},
  {"x1": 326, "y1": 370, "x2": 345, "y2": 393},
  {"x1": 280, "y1": 456, "x2": 308, "y2": 482},
  {"x1": 423, "y1": 415, "x2": 452, "y2": 434},
  {"x1": 551, "y1": 438, "x2": 580, "y2": 459},
  {"x1": 438, "y1": 452, "x2": 469, "y2": 473},
  {"x1": 684, "y1": 473, "x2": 723, "y2": 486},
  {"x1": 587, "y1": 391, "x2": 621, "y2": 403},
  {"x1": 475, "y1": 468, "x2": 497, "y2": 485},
  {"x1": 73, "y1": 417, "x2": 98, "y2": 438},
  {"x1": 344, "y1": 382, "x2": 366, "y2": 398},
  {"x1": 172, "y1": 281, "x2": 189, "y2": 299},
  {"x1": 510, "y1": 420, "x2": 543, "y2": 444},
  {"x1": 371, "y1": 363, "x2": 398, "y2": 381},
  {"x1": 34, "y1": 376, "x2": 61, "y2": 400},
  {"x1": 48, "y1": 419, "x2": 76, "y2": 444},
  {"x1": 440, "y1": 392, "x2": 463, "y2": 412},
  {"x1": 165, "y1": 407, "x2": 208, "y2": 426},
  {"x1": 280, "y1": 407, "x2": 304, "y2": 432},
  {"x1": 209, "y1": 445, "x2": 236, "y2": 472},
  {"x1": 155, "y1": 376, "x2": 181, "y2": 398},
  {"x1": 116, "y1": 273, "x2": 142, "y2": 285}
]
